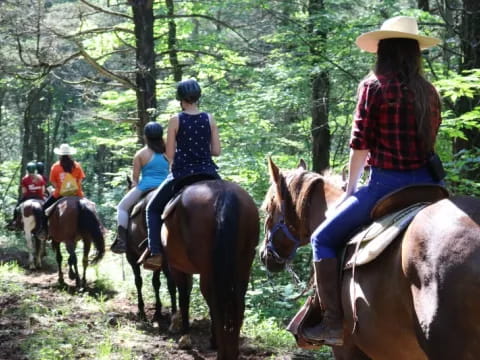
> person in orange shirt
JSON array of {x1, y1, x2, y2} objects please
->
[{"x1": 43, "y1": 143, "x2": 86, "y2": 211}]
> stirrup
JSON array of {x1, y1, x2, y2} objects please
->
[{"x1": 137, "y1": 248, "x2": 150, "y2": 264}]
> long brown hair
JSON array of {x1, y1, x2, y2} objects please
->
[
  {"x1": 60, "y1": 155, "x2": 75, "y2": 173},
  {"x1": 375, "y1": 38, "x2": 440, "y2": 152},
  {"x1": 145, "y1": 137, "x2": 166, "y2": 154}
]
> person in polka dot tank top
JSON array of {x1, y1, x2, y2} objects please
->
[{"x1": 140, "y1": 79, "x2": 221, "y2": 270}]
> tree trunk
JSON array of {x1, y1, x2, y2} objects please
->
[
  {"x1": 166, "y1": 0, "x2": 182, "y2": 82},
  {"x1": 130, "y1": 0, "x2": 157, "y2": 144},
  {"x1": 455, "y1": 0, "x2": 480, "y2": 151},
  {"x1": 418, "y1": 0, "x2": 429, "y2": 11},
  {"x1": 20, "y1": 81, "x2": 49, "y2": 197},
  {"x1": 308, "y1": 0, "x2": 330, "y2": 173}
]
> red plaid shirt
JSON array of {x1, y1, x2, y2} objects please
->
[{"x1": 350, "y1": 73, "x2": 441, "y2": 170}]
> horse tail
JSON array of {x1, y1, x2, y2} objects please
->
[
  {"x1": 213, "y1": 189, "x2": 240, "y2": 338},
  {"x1": 78, "y1": 199, "x2": 105, "y2": 264}
]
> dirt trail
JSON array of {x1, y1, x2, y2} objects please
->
[{"x1": 0, "y1": 245, "x2": 326, "y2": 360}]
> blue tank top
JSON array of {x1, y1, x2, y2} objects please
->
[
  {"x1": 171, "y1": 112, "x2": 218, "y2": 179},
  {"x1": 137, "y1": 153, "x2": 169, "y2": 191}
]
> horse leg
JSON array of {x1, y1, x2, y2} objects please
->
[
  {"x1": 199, "y1": 277, "x2": 217, "y2": 350},
  {"x1": 152, "y1": 270, "x2": 162, "y2": 322},
  {"x1": 81, "y1": 239, "x2": 91, "y2": 289},
  {"x1": 131, "y1": 262, "x2": 147, "y2": 321},
  {"x1": 24, "y1": 230, "x2": 35, "y2": 270},
  {"x1": 34, "y1": 236, "x2": 43, "y2": 269},
  {"x1": 163, "y1": 264, "x2": 177, "y2": 315},
  {"x1": 66, "y1": 242, "x2": 81, "y2": 288},
  {"x1": 169, "y1": 270, "x2": 193, "y2": 349},
  {"x1": 52, "y1": 242, "x2": 64, "y2": 285}
]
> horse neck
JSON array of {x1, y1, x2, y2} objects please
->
[{"x1": 292, "y1": 175, "x2": 344, "y2": 242}]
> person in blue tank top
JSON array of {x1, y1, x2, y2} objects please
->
[
  {"x1": 111, "y1": 122, "x2": 169, "y2": 254},
  {"x1": 139, "y1": 79, "x2": 221, "y2": 270}
]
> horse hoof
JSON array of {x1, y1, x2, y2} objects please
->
[
  {"x1": 68, "y1": 270, "x2": 75, "y2": 280},
  {"x1": 178, "y1": 335, "x2": 192, "y2": 350},
  {"x1": 152, "y1": 311, "x2": 163, "y2": 323},
  {"x1": 137, "y1": 312, "x2": 147, "y2": 322},
  {"x1": 168, "y1": 312, "x2": 182, "y2": 333}
]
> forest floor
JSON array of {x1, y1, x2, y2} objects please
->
[{"x1": 0, "y1": 236, "x2": 332, "y2": 360}]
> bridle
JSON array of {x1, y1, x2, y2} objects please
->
[{"x1": 265, "y1": 199, "x2": 302, "y2": 264}]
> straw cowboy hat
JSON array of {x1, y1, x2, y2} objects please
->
[
  {"x1": 356, "y1": 16, "x2": 441, "y2": 53},
  {"x1": 54, "y1": 143, "x2": 77, "y2": 155}
]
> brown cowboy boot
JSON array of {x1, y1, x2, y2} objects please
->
[
  {"x1": 143, "y1": 254, "x2": 163, "y2": 271},
  {"x1": 138, "y1": 248, "x2": 163, "y2": 271},
  {"x1": 302, "y1": 258, "x2": 344, "y2": 346},
  {"x1": 111, "y1": 226, "x2": 127, "y2": 254}
]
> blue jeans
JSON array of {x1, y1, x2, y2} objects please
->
[
  {"x1": 146, "y1": 172, "x2": 220, "y2": 254},
  {"x1": 146, "y1": 174, "x2": 176, "y2": 255},
  {"x1": 311, "y1": 166, "x2": 442, "y2": 260}
]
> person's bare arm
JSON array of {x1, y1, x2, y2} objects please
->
[
  {"x1": 132, "y1": 152, "x2": 142, "y2": 187},
  {"x1": 345, "y1": 149, "x2": 369, "y2": 196},
  {"x1": 209, "y1": 114, "x2": 221, "y2": 156},
  {"x1": 165, "y1": 115, "x2": 179, "y2": 162}
]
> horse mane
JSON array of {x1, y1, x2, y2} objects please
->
[
  {"x1": 284, "y1": 170, "x2": 324, "y2": 220},
  {"x1": 262, "y1": 166, "x2": 344, "y2": 239}
]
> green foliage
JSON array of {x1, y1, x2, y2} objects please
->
[
  {"x1": 435, "y1": 69, "x2": 480, "y2": 195},
  {"x1": 1, "y1": 0, "x2": 479, "y2": 356}
]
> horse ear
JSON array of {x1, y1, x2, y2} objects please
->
[
  {"x1": 267, "y1": 156, "x2": 284, "y2": 202},
  {"x1": 298, "y1": 159, "x2": 307, "y2": 170},
  {"x1": 127, "y1": 175, "x2": 132, "y2": 189},
  {"x1": 267, "y1": 156, "x2": 281, "y2": 185}
]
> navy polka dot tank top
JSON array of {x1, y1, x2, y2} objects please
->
[{"x1": 172, "y1": 112, "x2": 219, "y2": 179}]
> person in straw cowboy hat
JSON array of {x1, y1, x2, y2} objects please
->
[
  {"x1": 43, "y1": 143, "x2": 86, "y2": 211},
  {"x1": 303, "y1": 16, "x2": 443, "y2": 346}
]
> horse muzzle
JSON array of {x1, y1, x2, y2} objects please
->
[{"x1": 259, "y1": 245, "x2": 287, "y2": 273}]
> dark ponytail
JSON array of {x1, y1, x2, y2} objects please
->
[
  {"x1": 375, "y1": 38, "x2": 440, "y2": 152},
  {"x1": 60, "y1": 155, "x2": 75, "y2": 173}
]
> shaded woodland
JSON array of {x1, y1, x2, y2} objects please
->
[
  {"x1": 0, "y1": 0, "x2": 479, "y2": 358},
  {"x1": 1, "y1": 0, "x2": 479, "y2": 210}
]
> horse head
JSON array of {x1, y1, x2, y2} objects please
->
[
  {"x1": 260, "y1": 158, "x2": 314, "y2": 272},
  {"x1": 5, "y1": 200, "x2": 30, "y2": 232},
  {"x1": 260, "y1": 157, "x2": 339, "y2": 272},
  {"x1": 5, "y1": 211, "x2": 22, "y2": 231}
]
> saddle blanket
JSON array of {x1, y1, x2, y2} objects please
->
[{"x1": 344, "y1": 202, "x2": 429, "y2": 269}]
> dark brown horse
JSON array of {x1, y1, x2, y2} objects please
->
[
  {"x1": 6, "y1": 199, "x2": 47, "y2": 269},
  {"x1": 47, "y1": 196, "x2": 105, "y2": 288},
  {"x1": 162, "y1": 179, "x2": 259, "y2": 360},
  {"x1": 124, "y1": 186, "x2": 177, "y2": 321},
  {"x1": 260, "y1": 158, "x2": 480, "y2": 360}
]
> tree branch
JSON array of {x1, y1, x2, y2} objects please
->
[
  {"x1": 79, "y1": 0, "x2": 132, "y2": 20},
  {"x1": 74, "y1": 40, "x2": 136, "y2": 89},
  {"x1": 64, "y1": 26, "x2": 135, "y2": 38},
  {"x1": 155, "y1": 13, "x2": 266, "y2": 54}
]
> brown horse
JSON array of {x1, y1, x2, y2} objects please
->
[
  {"x1": 47, "y1": 196, "x2": 105, "y2": 288},
  {"x1": 124, "y1": 186, "x2": 177, "y2": 321},
  {"x1": 162, "y1": 179, "x2": 259, "y2": 360},
  {"x1": 260, "y1": 158, "x2": 480, "y2": 360},
  {"x1": 6, "y1": 199, "x2": 47, "y2": 269}
]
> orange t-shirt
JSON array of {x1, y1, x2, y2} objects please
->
[{"x1": 49, "y1": 161, "x2": 85, "y2": 198}]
